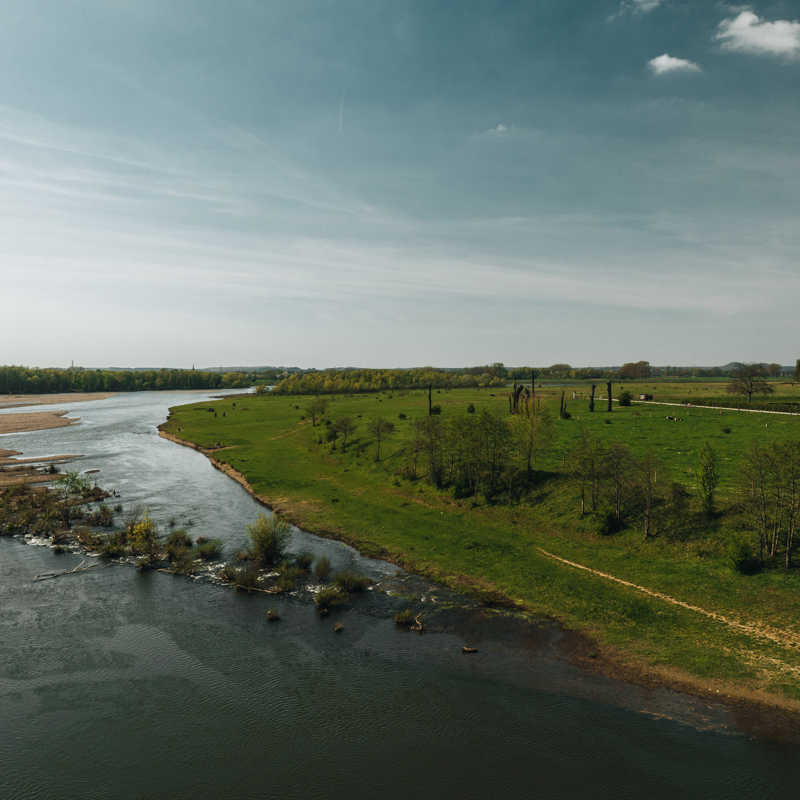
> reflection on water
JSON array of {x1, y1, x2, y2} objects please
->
[{"x1": 1, "y1": 392, "x2": 798, "y2": 799}]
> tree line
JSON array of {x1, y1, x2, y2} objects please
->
[{"x1": 0, "y1": 365, "x2": 251, "y2": 394}]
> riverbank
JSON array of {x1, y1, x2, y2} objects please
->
[{"x1": 157, "y1": 426, "x2": 800, "y2": 727}]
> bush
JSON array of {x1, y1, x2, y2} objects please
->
[
  {"x1": 101, "y1": 540, "x2": 125, "y2": 559},
  {"x1": 246, "y1": 512, "x2": 291, "y2": 566},
  {"x1": 398, "y1": 412, "x2": 407, "y2": 420},
  {"x1": 730, "y1": 541, "x2": 760, "y2": 574},
  {"x1": 393, "y1": 608, "x2": 416, "y2": 625},
  {"x1": 595, "y1": 511, "x2": 621, "y2": 536},
  {"x1": 430, "y1": 405, "x2": 442, "y2": 415},
  {"x1": 315, "y1": 556, "x2": 331, "y2": 581},
  {"x1": 466, "y1": 404, "x2": 475, "y2": 413},
  {"x1": 618, "y1": 390, "x2": 633, "y2": 407},
  {"x1": 220, "y1": 563, "x2": 239, "y2": 582},
  {"x1": 723, "y1": 426, "x2": 731, "y2": 434},
  {"x1": 193, "y1": 539, "x2": 224, "y2": 561},
  {"x1": 164, "y1": 529, "x2": 193, "y2": 560},
  {"x1": 232, "y1": 565, "x2": 261, "y2": 591},
  {"x1": 315, "y1": 587, "x2": 343, "y2": 608},
  {"x1": 267, "y1": 607, "x2": 280, "y2": 621},
  {"x1": 295, "y1": 551, "x2": 314, "y2": 571},
  {"x1": 331, "y1": 569, "x2": 370, "y2": 593}
]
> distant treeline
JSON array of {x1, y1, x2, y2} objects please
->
[
  {"x1": 0, "y1": 366, "x2": 253, "y2": 395},
  {"x1": 270, "y1": 360, "x2": 788, "y2": 396}
]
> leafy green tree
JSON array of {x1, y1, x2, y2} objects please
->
[
  {"x1": 696, "y1": 439, "x2": 718, "y2": 517},
  {"x1": 726, "y1": 362, "x2": 775, "y2": 404},
  {"x1": 246, "y1": 512, "x2": 291, "y2": 566},
  {"x1": 794, "y1": 359, "x2": 800, "y2": 384},
  {"x1": 512, "y1": 401, "x2": 555, "y2": 477}
]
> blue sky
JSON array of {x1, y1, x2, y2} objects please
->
[{"x1": 2, "y1": 1, "x2": 799, "y2": 368}]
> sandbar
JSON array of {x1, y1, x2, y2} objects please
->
[
  {"x1": 0, "y1": 392, "x2": 117, "y2": 408},
  {"x1": 0, "y1": 410, "x2": 81, "y2": 435}
]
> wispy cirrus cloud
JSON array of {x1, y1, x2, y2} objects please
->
[
  {"x1": 715, "y1": 11, "x2": 800, "y2": 59},
  {"x1": 648, "y1": 54, "x2": 702, "y2": 75},
  {"x1": 610, "y1": 0, "x2": 664, "y2": 20}
]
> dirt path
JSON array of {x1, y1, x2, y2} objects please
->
[{"x1": 537, "y1": 547, "x2": 800, "y2": 650}]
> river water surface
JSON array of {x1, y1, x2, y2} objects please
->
[{"x1": 1, "y1": 392, "x2": 798, "y2": 799}]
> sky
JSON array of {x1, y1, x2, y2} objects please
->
[{"x1": 1, "y1": 0, "x2": 799, "y2": 370}]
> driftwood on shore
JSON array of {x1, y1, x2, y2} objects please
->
[{"x1": 34, "y1": 560, "x2": 103, "y2": 581}]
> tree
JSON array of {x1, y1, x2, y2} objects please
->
[
  {"x1": 636, "y1": 445, "x2": 664, "y2": 539},
  {"x1": 52, "y1": 471, "x2": 91, "y2": 528},
  {"x1": 726, "y1": 362, "x2": 775, "y2": 404},
  {"x1": 332, "y1": 415, "x2": 357, "y2": 452},
  {"x1": 246, "y1": 511, "x2": 291, "y2": 566},
  {"x1": 130, "y1": 510, "x2": 162, "y2": 565},
  {"x1": 696, "y1": 439, "x2": 718, "y2": 517},
  {"x1": 304, "y1": 396, "x2": 330, "y2": 426},
  {"x1": 512, "y1": 401, "x2": 555, "y2": 477},
  {"x1": 794, "y1": 360, "x2": 800, "y2": 384},
  {"x1": 618, "y1": 361, "x2": 651, "y2": 380},
  {"x1": 604, "y1": 440, "x2": 630, "y2": 522},
  {"x1": 768, "y1": 363, "x2": 782, "y2": 378},
  {"x1": 566, "y1": 428, "x2": 604, "y2": 515},
  {"x1": 367, "y1": 416, "x2": 395, "y2": 461}
]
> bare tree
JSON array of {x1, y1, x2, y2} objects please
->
[
  {"x1": 367, "y1": 416, "x2": 395, "y2": 462},
  {"x1": 726, "y1": 362, "x2": 775, "y2": 404}
]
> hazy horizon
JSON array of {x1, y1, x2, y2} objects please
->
[{"x1": 2, "y1": 1, "x2": 799, "y2": 369}]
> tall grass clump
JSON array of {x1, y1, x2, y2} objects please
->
[
  {"x1": 295, "y1": 551, "x2": 314, "y2": 571},
  {"x1": 315, "y1": 587, "x2": 343, "y2": 608},
  {"x1": 193, "y1": 539, "x2": 224, "y2": 561},
  {"x1": 314, "y1": 557, "x2": 331, "y2": 581},
  {"x1": 331, "y1": 569, "x2": 370, "y2": 593}
]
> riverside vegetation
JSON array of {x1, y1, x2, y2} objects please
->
[{"x1": 162, "y1": 379, "x2": 800, "y2": 703}]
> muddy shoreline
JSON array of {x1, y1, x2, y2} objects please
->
[{"x1": 156, "y1": 430, "x2": 800, "y2": 737}]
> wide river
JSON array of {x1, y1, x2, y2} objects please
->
[{"x1": 1, "y1": 392, "x2": 798, "y2": 799}]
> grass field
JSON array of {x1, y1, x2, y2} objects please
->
[{"x1": 163, "y1": 382, "x2": 800, "y2": 703}]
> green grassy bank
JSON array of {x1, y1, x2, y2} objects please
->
[{"x1": 162, "y1": 384, "x2": 800, "y2": 703}]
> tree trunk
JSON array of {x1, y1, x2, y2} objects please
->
[
  {"x1": 428, "y1": 384, "x2": 432, "y2": 416},
  {"x1": 589, "y1": 384, "x2": 596, "y2": 413},
  {"x1": 560, "y1": 389, "x2": 564, "y2": 417},
  {"x1": 607, "y1": 382, "x2": 612, "y2": 412}
]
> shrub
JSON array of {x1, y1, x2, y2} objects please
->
[
  {"x1": 730, "y1": 541, "x2": 760, "y2": 575},
  {"x1": 232, "y1": 565, "x2": 261, "y2": 591},
  {"x1": 430, "y1": 405, "x2": 442, "y2": 415},
  {"x1": 723, "y1": 426, "x2": 731, "y2": 434},
  {"x1": 398, "y1": 413, "x2": 407, "y2": 420},
  {"x1": 466, "y1": 404, "x2": 475, "y2": 413},
  {"x1": 86, "y1": 504, "x2": 114, "y2": 528},
  {"x1": 393, "y1": 608, "x2": 416, "y2": 625},
  {"x1": 220, "y1": 563, "x2": 239, "y2": 582},
  {"x1": 164, "y1": 529, "x2": 193, "y2": 560},
  {"x1": 331, "y1": 569, "x2": 370, "y2": 593},
  {"x1": 274, "y1": 573, "x2": 296, "y2": 591},
  {"x1": 101, "y1": 540, "x2": 125, "y2": 559},
  {"x1": 315, "y1": 556, "x2": 331, "y2": 581},
  {"x1": 245, "y1": 512, "x2": 291, "y2": 566},
  {"x1": 172, "y1": 552, "x2": 199, "y2": 576},
  {"x1": 618, "y1": 390, "x2": 633, "y2": 407},
  {"x1": 595, "y1": 510, "x2": 621, "y2": 536},
  {"x1": 267, "y1": 608, "x2": 280, "y2": 621},
  {"x1": 193, "y1": 539, "x2": 223, "y2": 561},
  {"x1": 315, "y1": 587, "x2": 343, "y2": 608},
  {"x1": 295, "y1": 551, "x2": 314, "y2": 571}
]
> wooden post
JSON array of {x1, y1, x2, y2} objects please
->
[
  {"x1": 606, "y1": 382, "x2": 612, "y2": 412},
  {"x1": 560, "y1": 389, "x2": 565, "y2": 417},
  {"x1": 589, "y1": 384, "x2": 596, "y2": 412}
]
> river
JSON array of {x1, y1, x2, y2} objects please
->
[{"x1": 1, "y1": 392, "x2": 798, "y2": 799}]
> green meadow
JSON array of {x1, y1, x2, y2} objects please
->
[{"x1": 164, "y1": 382, "x2": 800, "y2": 701}]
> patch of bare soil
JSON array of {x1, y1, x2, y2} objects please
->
[
  {"x1": 0, "y1": 392, "x2": 117, "y2": 408},
  {"x1": 0, "y1": 411, "x2": 80, "y2": 435}
]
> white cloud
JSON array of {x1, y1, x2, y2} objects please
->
[
  {"x1": 715, "y1": 11, "x2": 800, "y2": 59},
  {"x1": 610, "y1": 0, "x2": 664, "y2": 19},
  {"x1": 648, "y1": 53, "x2": 702, "y2": 75}
]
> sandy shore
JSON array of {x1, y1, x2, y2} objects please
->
[
  {"x1": 0, "y1": 392, "x2": 117, "y2": 408},
  {"x1": 0, "y1": 410, "x2": 81, "y2": 435}
]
